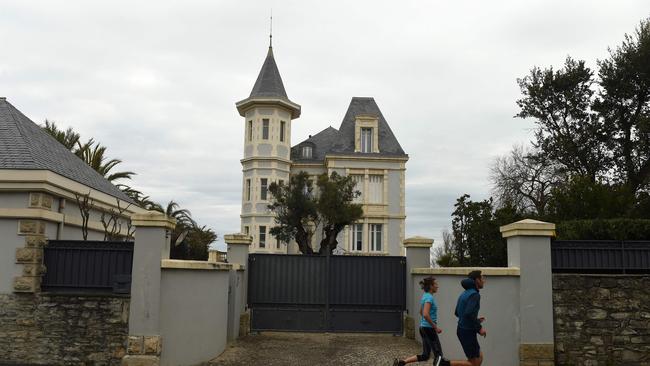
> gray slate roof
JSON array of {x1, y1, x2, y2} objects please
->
[
  {"x1": 250, "y1": 47, "x2": 288, "y2": 99},
  {"x1": 291, "y1": 126, "x2": 339, "y2": 162},
  {"x1": 0, "y1": 98, "x2": 132, "y2": 202},
  {"x1": 292, "y1": 97, "x2": 408, "y2": 161}
]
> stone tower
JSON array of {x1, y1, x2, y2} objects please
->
[{"x1": 236, "y1": 45, "x2": 300, "y2": 253}]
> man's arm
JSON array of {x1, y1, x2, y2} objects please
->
[{"x1": 463, "y1": 293, "x2": 482, "y2": 332}]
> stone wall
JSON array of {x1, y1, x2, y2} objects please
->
[
  {"x1": 0, "y1": 293, "x2": 129, "y2": 365},
  {"x1": 553, "y1": 274, "x2": 650, "y2": 366}
]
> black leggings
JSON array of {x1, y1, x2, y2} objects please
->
[{"x1": 417, "y1": 326, "x2": 443, "y2": 362}]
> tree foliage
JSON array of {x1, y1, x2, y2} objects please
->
[
  {"x1": 490, "y1": 144, "x2": 559, "y2": 216},
  {"x1": 268, "y1": 172, "x2": 319, "y2": 254},
  {"x1": 268, "y1": 171, "x2": 362, "y2": 255},
  {"x1": 445, "y1": 195, "x2": 521, "y2": 267},
  {"x1": 315, "y1": 172, "x2": 363, "y2": 255},
  {"x1": 492, "y1": 17, "x2": 650, "y2": 223}
]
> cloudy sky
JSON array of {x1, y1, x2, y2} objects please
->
[{"x1": 2, "y1": 1, "x2": 648, "y2": 250}]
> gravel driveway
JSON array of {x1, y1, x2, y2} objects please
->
[{"x1": 209, "y1": 332, "x2": 423, "y2": 366}]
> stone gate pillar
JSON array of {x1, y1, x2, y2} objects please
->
[
  {"x1": 122, "y1": 212, "x2": 175, "y2": 366},
  {"x1": 224, "y1": 233, "x2": 252, "y2": 339},
  {"x1": 403, "y1": 236, "x2": 433, "y2": 339},
  {"x1": 500, "y1": 219, "x2": 556, "y2": 366}
]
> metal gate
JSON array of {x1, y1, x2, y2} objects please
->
[{"x1": 247, "y1": 254, "x2": 406, "y2": 333}]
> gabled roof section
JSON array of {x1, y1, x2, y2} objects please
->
[
  {"x1": 329, "y1": 97, "x2": 407, "y2": 157},
  {"x1": 0, "y1": 98, "x2": 132, "y2": 202},
  {"x1": 291, "y1": 126, "x2": 339, "y2": 162},
  {"x1": 250, "y1": 47, "x2": 288, "y2": 99}
]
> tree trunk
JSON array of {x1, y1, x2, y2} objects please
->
[{"x1": 296, "y1": 228, "x2": 314, "y2": 255}]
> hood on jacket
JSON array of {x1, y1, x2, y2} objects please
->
[{"x1": 461, "y1": 278, "x2": 476, "y2": 290}]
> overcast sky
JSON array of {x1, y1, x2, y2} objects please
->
[{"x1": 2, "y1": 1, "x2": 649, "y2": 250}]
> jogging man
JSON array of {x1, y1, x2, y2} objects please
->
[{"x1": 454, "y1": 270, "x2": 486, "y2": 366}]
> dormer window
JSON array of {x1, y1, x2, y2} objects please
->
[
  {"x1": 302, "y1": 145, "x2": 313, "y2": 159},
  {"x1": 361, "y1": 128, "x2": 372, "y2": 153},
  {"x1": 354, "y1": 115, "x2": 379, "y2": 153}
]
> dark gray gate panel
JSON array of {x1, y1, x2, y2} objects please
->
[
  {"x1": 552, "y1": 240, "x2": 650, "y2": 273},
  {"x1": 251, "y1": 307, "x2": 325, "y2": 331},
  {"x1": 328, "y1": 256, "x2": 406, "y2": 307},
  {"x1": 329, "y1": 309, "x2": 403, "y2": 332},
  {"x1": 42, "y1": 240, "x2": 134, "y2": 293},
  {"x1": 248, "y1": 254, "x2": 326, "y2": 305},
  {"x1": 248, "y1": 254, "x2": 406, "y2": 333}
]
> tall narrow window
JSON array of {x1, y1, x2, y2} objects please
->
[
  {"x1": 361, "y1": 128, "x2": 372, "y2": 153},
  {"x1": 260, "y1": 178, "x2": 268, "y2": 200},
  {"x1": 246, "y1": 179, "x2": 251, "y2": 201},
  {"x1": 262, "y1": 119, "x2": 269, "y2": 140},
  {"x1": 259, "y1": 226, "x2": 266, "y2": 248},
  {"x1": 302, "y1": 146, "x2": 312, "y2": 159},
  {"x1": 351, "y1": 223, "x2": 363, "y2": 251},
  {"x1": 276, "y1": 236, "x2": 281, "y2": 249},
  {"x1": 370, "y1": 224, "x2": 382, "y2": 252},
  {"x1": 351, "y1": 175, "x2": 364, "y2": 203},
  {"x1": 248, "y1": 120, "x2": 253, "y2": 141},
  {"x1": 244, "y1": 226, "x2": 249, "y2": 235},
  {"x1": 280, "y1": 121, "x2": 286, "y2": 142},
  {"x1": 368, "y1": 175, "x2": 383, "y2": 203}
]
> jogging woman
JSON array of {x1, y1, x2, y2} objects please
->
[{"x1": 393, "y1": 276, "x2": 447, "y2": 366}]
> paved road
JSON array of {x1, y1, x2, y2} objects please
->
[{"x1": 209, "y1": 332, "x2": 422, "y2": 366}]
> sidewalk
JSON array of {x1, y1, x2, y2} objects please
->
[{"x1": 209, "y1": 332, "x2": 422, "y2": 366}]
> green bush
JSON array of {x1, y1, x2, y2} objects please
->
[{"x1": 556, "y1": 219, "x2": 650, "y2": 240}]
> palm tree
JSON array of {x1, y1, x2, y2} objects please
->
[
  {"x1": 116, "y1": 184, "x2": 160, "y2": 210},
  {"x1": 76, "y1": 140, "x2": 135, "y2": 182},
  {"x1": 41, "y1": 121, "x2": 134, "y2": 183},
  {"x1": 42, "y1": 120, "x2": 81, "y2": 151},
  {"x1": 155, "y1": 200, "x2": 196, "y2": 227}
]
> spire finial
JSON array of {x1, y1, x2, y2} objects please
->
[{"x1": 269, "y1": 10, "x2": 273, "y2": 48}]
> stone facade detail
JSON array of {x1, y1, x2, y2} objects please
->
[
  {"x1": 19, "y1": 219, "x2": 46, "y2": 235},
  {"x1": 553, "y1": 274, "x2": 650, "y2": 365},
  {"x1": 29, "y1": 192, "x2": 53, "y2": 209},
  {"x1": 0, "y1": 293, "x2": 129, "y2": 365},
  {"x1": 520, "y1": 343, "x2": 554, "y2": 366},
  {"x1": 404, "y1": 315, "x2": 415, "y2": 339},
  {"x1": 14, "y1": 221, "x2": 48, "y2": 293},
  {"x1": 239, "y1": 311, "x2": 250, "y2": 337},
  {"x1": 123, "y1": 335, "x2": 162, "y2": 366}
]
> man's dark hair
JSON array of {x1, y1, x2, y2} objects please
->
[{"x1": 468, "y1": 270, "x2": 482, "y2": 280}]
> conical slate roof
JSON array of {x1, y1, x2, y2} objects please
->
[
  {"x1": 249, "y1": 47, "x2": 288, "y2": 99},
  {"x1": 0, "y1": 97, "x2": 132, "y2": 202}
]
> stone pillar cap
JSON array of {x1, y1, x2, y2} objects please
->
[
  {"x1": 500, "y1": 219, "x2": 555, "y2": 238},
  {"x1": 131, "y1": 212, "x2": 176, "y2": 229},
  {"x1": 403, "y1": 236, "x2": 434, "y2": 248},
  {"x1": 224, "y1": 233, "x2": 253, "y2": 246}
]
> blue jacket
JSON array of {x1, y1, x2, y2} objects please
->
[{"x1": 454, "y1": 278, "x2": 482, "y2": 332}]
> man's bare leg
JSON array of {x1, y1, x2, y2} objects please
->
[{"x1": 468, "y1": 351, "x2": 483, "y2": 366}]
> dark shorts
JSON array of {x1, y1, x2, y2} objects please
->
[{"x1": 457, "y1": 327, "x2": 481, "y2": 359}]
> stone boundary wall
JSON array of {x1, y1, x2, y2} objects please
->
[
  {"x1": 553, "y1": 274, "x2": 650, "y2": 365},
  {"x1": 0, "y1": 293, "x2": 129, "y2": 365}
]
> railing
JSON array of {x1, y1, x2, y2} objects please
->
[
  {"x1": 42, "y1": 240, "x2": 134, "y2": 294},
  {"x1": 551, "y1": 240, "x2": 650, "y2": 274}
]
